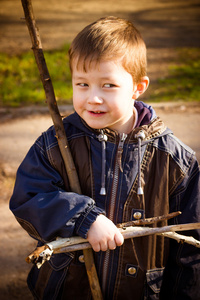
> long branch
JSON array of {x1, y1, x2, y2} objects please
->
[
  {"x1": 54, "y1": 222, "x2": 200, "y2": 253},
  {"x1": 21, "y1": 1, "x2": 102, "y2": 299},
  {"x1": 21, "y1": 0, "x2": 81, "y2": 194}
]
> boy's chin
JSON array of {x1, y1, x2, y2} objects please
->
[
  {"x1": 87, "y1": 123, "x2": 103, "y2": 130},
  {"x1": 81, "y1": 118, "x2": 103, "y2": 130}
]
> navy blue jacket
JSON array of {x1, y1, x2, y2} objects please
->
[{"x1": 10, "y1": 101, "x2": 200, "y2": 299}]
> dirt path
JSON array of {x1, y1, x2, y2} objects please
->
[{"x1": 0, "y1": 0, "x2": 200, "y2": 299}]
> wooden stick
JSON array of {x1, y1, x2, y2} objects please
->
[
  {"x1": 26, "y1": 211, "x2": 182, "y2": 263},
  {"x1": 55, "y1": 222, "x2": 200, "y2": 252},
  {"x1": 120, "y1": 222, "x2": 200, "y2": 238},
  {"x1": 117, "y1": 211, "x2": 181, "y2": 228},
  {"x1": 26, "y1": 222, "x2": 200, "y2": 265},
  {"x1": 55, "y1": 227, "x2": 200, "y2": 253},
  {"x1": 158, "y1": 232, "x2": 200, "y2": 247},
  {"x1": 21, "y1": 1, "x2": 103, "y2": 299},
  {"x1": 25, "y1": 212, "x2": 181, "y2": 264},
  {"x1": 21, "y1": 0, "x2": 80, "y2": 194}
]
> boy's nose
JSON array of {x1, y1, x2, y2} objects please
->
[{"x1": 87, "y1": 94, "x2": 103, "y2": 104}]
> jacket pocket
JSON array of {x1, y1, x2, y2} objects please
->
[
  {"x1": 144, "y1": 267, "x2": 165, "y2": 300},
  {"x1": 27, "y1": 253, "x2": 74, "y2": 300},
  {"x1": 48, "y1": 252, "x2": 74, "y2": 271}
]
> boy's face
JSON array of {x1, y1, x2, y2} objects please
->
[{"x1": 72, "y1": 59, "x2": 139, "y2": 134}]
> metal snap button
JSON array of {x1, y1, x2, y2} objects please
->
[
  {"x1": 128, "y1": 267, "x2": 137, "y2": 275},
  {"x1": 133, "y1": 211, "x2": 142, "y2": 219},
  {"x1": 78, "y1": 255, "x2": 85, "y2": 263}
]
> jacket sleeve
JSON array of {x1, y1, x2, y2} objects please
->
[
  {"x1": 9, "y1": 135, "x2": 104, "y2": 243},
  {"x1": 160, "y1": 157, "x2": 200, "y2": 299}
]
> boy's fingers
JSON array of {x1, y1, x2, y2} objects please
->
[
  {"x1": 100, "y1": 241, "x2": 109, "y2": 252},
  {"x1": 115, "y1": 231, "x2": 124, "y2": 246},
  {"x1": 91, "y1": 242, "x2": 101, "y2": 252},
  {"x1": 91, "y1": 233, "x2": 123, "y2": 252},
  {"x1": 108, "y1": 239, "x2": 117, "y2": 250}
]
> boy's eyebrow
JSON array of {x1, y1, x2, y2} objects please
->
[
  {"x1": 72, "y1": 76, "x2": 86, "y2": 80},
  {"x1": 73, "y1": 74, "x2": 117, "y2": 81},
  {"x1": 72, "y1": 75, "x2": 89, "y2": 81},
  {"x1": 100, "y1": 76, "x2": 117, "y2": 81}
]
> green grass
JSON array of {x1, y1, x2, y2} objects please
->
[
  {"x1": 0, "y1": 44, "x2": 73, "y2": 107},
  {"x1": 149, "y1": 48, "x2": 200, "y2": 102},
  {"x1": 0, "y1": 47, "x2": 200, "y2": 107}
]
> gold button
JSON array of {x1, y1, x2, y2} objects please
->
[
  {"x1": 133, "y1": 211, "x2": 142, "y2": 219},
  {"x1": 128, "y1": 267, "x2": 137, "y2": 275},
  {"x1": 78, "y1": 255, "x2": 85, "y2": 263}
]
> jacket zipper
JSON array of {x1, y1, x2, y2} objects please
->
[{"x1": 102, "y1": 133, "x2": 127, "y2": 294}]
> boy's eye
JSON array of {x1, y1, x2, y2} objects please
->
[
  {"x1": 77, "y1": 83, "x2": 88, "y2": 87},
  {"x1": 103, "y1": 83, "x2": 116, "y2": 88}
]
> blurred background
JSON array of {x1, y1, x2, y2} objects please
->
[
  {"x1": 0, "y1": 0, "x2": 200, "y2": 299},
  {"x1": 1, "y1": 0, "x2": 200, "y2": 106}
]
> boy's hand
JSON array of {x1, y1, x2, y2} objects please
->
[{"x1": 87, "y1": 214, "x2": 124, "y2": 252}]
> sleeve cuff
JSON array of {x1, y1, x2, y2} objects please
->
[{"x1": 75, "y1": 205, "x2": 105, "y2": 239}]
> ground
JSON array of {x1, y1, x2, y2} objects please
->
[{"x1": 0, "y1": 0, "x2": 200, "y2": 299}]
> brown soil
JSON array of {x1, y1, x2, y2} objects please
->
[{"x1": 0, "y1": 0, "x2": 200, "y2": 299}]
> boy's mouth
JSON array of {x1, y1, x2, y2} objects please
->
[{"x1": 89, "y1": 111, "x2": 105, "y2": 115}]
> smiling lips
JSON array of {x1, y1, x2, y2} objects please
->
[{"x1": 88, "y1": 110, "x2": 106, "y2": 115}]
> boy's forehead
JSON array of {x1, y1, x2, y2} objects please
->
[
  {"x1": 71, "y1": 55, "x2": 124, "y2": 73},
  {"x1": 71, "y1": 59, "x2": 135, "y2": 84}
]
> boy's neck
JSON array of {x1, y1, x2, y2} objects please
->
[{"x1": 116, "y1": 106, "x2": 138, "y2": 135}]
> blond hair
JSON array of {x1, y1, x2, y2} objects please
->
[{"x1": 68, "y1": 16, "x2": 147, "y2": 83}]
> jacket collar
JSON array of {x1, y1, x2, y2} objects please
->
[{"x1": 65, "y1": 101, "x2": 169, "y2": 143}]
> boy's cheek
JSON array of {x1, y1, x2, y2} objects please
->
[{"x1": 72, "y1": 95, "x2": 81, "y2": 107}]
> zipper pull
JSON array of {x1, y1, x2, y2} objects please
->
[
  {"x1": 98, "y1": 130, "x2": 108, "y2": 195},
  {"x1": 135, "y1": 130, "x2": 145, "y2": 195},
  {"x1": 117, "y1": 133, "x2": 127, "y2": 172}
]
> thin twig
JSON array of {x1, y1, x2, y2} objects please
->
[
  {"x1": 117, "y1": 211, "x2": 181, "y2": 228},
  {"x1": 158, "y1": 232, "x2": 200, "y2": 247}
]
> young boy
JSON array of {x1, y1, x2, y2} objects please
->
[{"x1": 10, "y1": 16, "x2": 200, "y2": 299}]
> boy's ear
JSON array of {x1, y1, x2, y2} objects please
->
[{"x1": 132, "y1": 76, "x2": 149, "y2": 100}]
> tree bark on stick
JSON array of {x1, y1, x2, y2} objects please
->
[
  {"x1": 117, "y1": 211, "x2": 181, "y2": 228},
  {"x1": 21, "y1": 0, "x2": 80, "y2": 194},
  {"x1": 21, "y1": 1, "x2": 103, "y2": 299},
  {"x1": 26, "y1": 212, "x2": 182, "y2": 264},
  {"x1": 26, "y1": 222, "x2": 200, "y2": 267}
]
